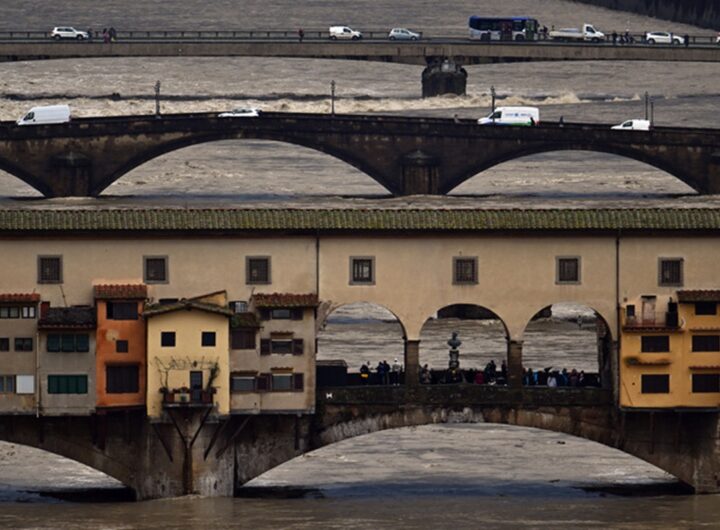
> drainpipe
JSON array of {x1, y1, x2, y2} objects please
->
[{"x1": 615, "y1": 231, "x2": 622, "y2": 406}]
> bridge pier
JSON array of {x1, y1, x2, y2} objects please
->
[
  {"x1": 49, "y1": 152, "x2": 93, "y2": 197},
  {"x1": 401, "y1": 150, "x2": 440, "y2": 194},
  {"x1": 421, "y1": 59, "x2": 467, "y2": 98},
  {"x1": 404, "y1": 339, "x2": 421, "y2": 386},
  {"x1": 507, "y1": 340, "x2": 523, "y2": 388}
]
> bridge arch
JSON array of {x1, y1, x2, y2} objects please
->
[{"x1": 442, "y1": 143, "x2": 700, "y2": 195}]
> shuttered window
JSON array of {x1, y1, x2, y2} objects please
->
[
  {"x1": 231, "y1": 328, "x2": 256, "y2": 350},
  {"x1": 107, "y1": 302, "x2": 139, "y2": 320},
  {"x1": 106, "y1": 365, "x2": 139, "y2": 393},
  {"x1": 47, "y1": 375, "x2": 88, "y2": 394},
  {"x1": 692, "y1": 335, "x2": 720, "y2": 352}
]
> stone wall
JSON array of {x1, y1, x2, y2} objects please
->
[{"x1": 574, "y1": 0, "x2": 720, "y2": 30}]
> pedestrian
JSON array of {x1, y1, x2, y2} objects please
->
[
  {"x1": 420, "y1": 364, "x2": 432, "y2": 384},
  {"x1": 684, "y1": 34, "x2": 689, "y2": 47},
  {"x1": 559, "y1": 115, "x2": 564, "y2": 127},
  {"x1": 547, "y1": 372, "x2": 558, "y2": 387},
  {"x1": 376, "y1": 361, "x2": 386, "y2": 385},
  {"x1": 525, "y1": 368, "x2": 535, "y2": 386},
  {"x1": 578, "y1": 370, "x2": 586, "y2": 387},
  {"x1": 109, "y1": 27, "x2": 117, "y2": 42},
  {"x1": 360, "y1": 363, "x2": 370, "y2": 384},
  {"x1": 500, "y1": 360, "x2": 508, "y2": 382},
  {"x1": 87, "y1": 28, "x2": 93, "y2": 42},
  {"x1": 474, "y1": 370, "x2": 485, "y2": 385},
  {"x1": 298, "y1": 28, "x2": 305, "y2": 42},
  {"x1": 102, "y1": 28, "x2": 109, "y2": 44},
  {"x1": 569, "y1": 368, "x2": 579, "y2": 387},
  {"x1": 577, "y1": 315, "x2": 583, "y2": 329},
  {"x1": 391, "y1": 358, "x2": 402, "y2": 385},
  {"x1": 612, "y1": 31, "x2": 617, "y2": 45}
]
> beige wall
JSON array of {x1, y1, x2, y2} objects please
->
[{"x1": 0, "y1": 309, "x2": 37, "y2": 413}]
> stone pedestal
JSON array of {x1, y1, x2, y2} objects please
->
[{"x1": 421, "y1": 59, "x2": 467, "y2": 98}]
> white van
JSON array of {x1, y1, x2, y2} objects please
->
[
  {"x1": 17, "y1": 105, "x2": 71, "y2": 126},
  {"x1": 478, "y1": 106, "x2": 539, "y2": 126},
  {"x1": 611, "y1": 119, "x2": 650, "y2": 131},
  {"x1": 329, "y1": 26, "x2": 363, "y2": 40}
]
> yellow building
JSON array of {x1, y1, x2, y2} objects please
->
[
  {"x1": 145, "y1": 292, "x2": 232, "y2": 419},
  {"x1": 620, "y1": 290, "x2": 720, "y2": 409}
]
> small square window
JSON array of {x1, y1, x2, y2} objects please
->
[
  {"x1": 350, "y1": 257, "x2": 375, "y2": 285},
  {"x1": 453, "y1": 257, "x2": 478, "y2": 284},
  {"x1": 658, "y1": 258, "x2": 683, "y2": 287},
  {"x1": 116, "y1": 340, "x2": 129, "y2": 353},
  {"x1": 161, "y1": 332, "x2": 176, "y2": 347},
  {"x1": 695, "y1": 302, "x2": 717, "y2": 316},
  {"x1": 246, "y1": 257, "x2": 270, "y2": 284},
  {"x1": 556, "y1": 257, "x2": 580, "y2": 284},
  {"x1": 144, "y1": 256, "x2": 168, "y2": 283},
  {"x1": 201, "y1": 331, "x2": 216, "y2": 347},
  {"x1": 641, "y1": 374, "x2": 669, "y2": 394},
  {"x1": 14, "y1": 338, "x2": 33, "y2": 352},
  {"x1": 38, "y1": 256, "x2": 62, "y2": 283},
  {"x1": 692, "y1": 374, "x2": 720, "y2": 393}
]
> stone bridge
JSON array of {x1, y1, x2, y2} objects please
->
[
  {"x1": 1, "y1": 112, "x2": 720, "y2": 197},
  {"x1": 1, "y1": 385, "x2": 720, "y2": 499}
]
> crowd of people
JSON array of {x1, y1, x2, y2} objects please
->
[
  {"x1": 86, "y1": 27, "x2": 118, "y2": 43},
  {"x1": 359, "y1": 359, "x2": 403, "y2": 385}
]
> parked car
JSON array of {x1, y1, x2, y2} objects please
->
[
  {"x1": 716, "y1": 32, "x2": 720, "y2": 44},
  {"x1": 388, "y1": 28, "x2": 420, "y2": 41},
  {"x1": 478, "y1": 106, "x2": 539, "y2": 126},
  {"x1": 329, "y1": 26, "x2": 362, "y2": 40},
  {"x1": 50, "y1": 27, "x2": 90, "y2": 40},
  {"x1": 645, "y1": 31, "x2": 684, "y2": 45},
  {"x1": 611, "y1": 119, "x2": 650, "y2": 131},
  {"x1": 17, "y1": 104, "x2": 72, "y2": 126},
  {"x1": 218, "y1": 108, "x2": 261, "y2": 118},
  {"x1": 549, "y1": 24, "x2": 605, "y2": 43}
]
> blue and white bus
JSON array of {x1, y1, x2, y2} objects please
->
[{"x1": 468, "y1": 16, "x2": 539, "y2": 41}]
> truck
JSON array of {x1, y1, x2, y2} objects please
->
[
  {"x1": 549, "y1": 24, "x2": 605, "y2": 43},
  {"x1": 16, "y1": 104, "x2": 71, "y2": 126},
  {"x1": 478, "y1": 106, "x2": 539, "y2": 126},
  {"x1": 328, "y1": 26, "x2": 362, "y2": 40}
]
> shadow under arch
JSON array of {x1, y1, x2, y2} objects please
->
[
  {"x1": 419, "y1": 303, "x2": 510, "y2": 366},
  {"x1": 521, "y1": 302, "x2": 614, "y2": 389},
  {"x1": 442, "y1": 143, "x2": 700, "y2": 195}
]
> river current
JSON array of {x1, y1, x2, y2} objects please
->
[{"x1": 1, "y1": 0, "x2": 719, "y2": 527}]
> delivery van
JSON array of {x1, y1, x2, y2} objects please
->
[
  {"x1": 478, "y1": 106, "x2": 539, "y2": 126},
  {"x1": 17, "y1": 105, "x2": 71, "y2": 126},
  {"x1": 611, "y1": 119, "x2": 650, "y2": 131}
]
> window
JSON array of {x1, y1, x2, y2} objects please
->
[
  {"x1": 692, "y1": 335, "x2": 720, "y2": 352},
  {"x1": 46, "y1": 334, "x2": 88, "y2": 353},
  {"x1": 350, "y1": 257, "x2": 374, "y2": 285},
  {"x1": 201, "y1": 331, "x2": 216, "y2": 347},
  {"x1": 658, "y1": 258, "x2": 683, "y2": 287},
  {"x1": 231, "y1": 374, "x2": 256, "y2": 392},
  {"x1": 246, "y1": 257, "x2": 270, "y2": 284},
  {"x1": 21, "y1": 306, "x2": 36, "y2": 319},
  {"x1": 161, "y1": 332, "x2": 176, "y2": 347},
  {"x1": 38, "y1": 256, "x2": 62, "y2": 283},
  {"x1": 116, "y1": 340, "x2": 129, "y2": 353},
  {"x1": 106, "y1": 365, "x2": 139, "y2": 393},
  {"x1": 556, "y1": 257, "x2": 580, "y2": 284},
  {"x1": 47, "y1": 375, "x2": 88, "y2": 394},
  {"x1": 641, "y1": 374, "x2": 669, "y2": 394},
  {"x1": 0, "y1": 306, "x2": 35, "y2": 319},
  {"x1": 14, "y1": 338, "x2": 33, "y2": 352},
  {"x1": 0, "y1": 375, "x2": 15, "y2": 393},
  {"x1": 230, "y1": 301, "x2": 248, "y2": 313},
  {"x1": 270, "y1": 309, "x2": 292, "y2": 319},
  {"x1": 15, "y1": 375, "x2": 34, "y2": 394},
  {"x1": 267, "y1": 308, "x2": 303, "y2": 320},
  {"x1": 231, "y1": 328, "x2": 256, "y2": 350},
  {"x1": 641, "y1": 335, "x2": 670, "y2": 353},
  {"x1": 144, "y1": 256, "x2": 168, "y2": 283},
  {"x1": 270, "y1": 373, "x2": 304, "y2": 392},
  {"x1": 695, "y1": 302, "x2": 717, "y2": 316},
  {"x1": 260, "y1": 338, "x2": 304, "y2": 355},
  {"x1": 0, "y1": 338, "x2": 8, "y2": 352},
  {"x1": 453, "y1": 257, "x2": 478, "y2": 284},
  {"x1": 692, "y1": 374, "x2": 720, "y2": 393},
  {"x1": 106, "y1": 302, "x2": 138, "y2": 320}
]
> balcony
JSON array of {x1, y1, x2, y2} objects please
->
[
  {"x1": 622, "y1": 310, "x2": 681, "y2": 332},
  {"x1": 161, "y1": 387, "x2": 216, "y2": 408}
]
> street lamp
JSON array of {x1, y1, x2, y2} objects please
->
[
  {"x1": 491, "y1": 85, "x2": 496, "y2": 123},
  {"x1": 154, "y1": 80, "x2": 161, "y2": 117},
  {"x1": 330, "y1": 80, "x2": 336, "y2": 116}
]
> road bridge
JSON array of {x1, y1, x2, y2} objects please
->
[
  {"x1": 1, "y1": 38, "x2": 720, "y2": 96},
  {"x1": 1, "y1": 385, "x2": 719, "y2": 499},
  {"x1": 1, "y1": 112, "x2": 719, "y2": 197}
]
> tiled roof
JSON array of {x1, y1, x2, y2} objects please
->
[
  {"x1": 0, "y1": 293, "x2": 40, "y2": 303},
  {"x1": 252, "y1": 293, "x2": 319, "y2": 308},
  {"x1": 143, "y1": 299, "x2": 233, "y2": 318},
  {"x1": 94, "y1": 284, "x2": 147, "y2": 300},
  {"x1": 677, "y1": 290, "x2": 720, "y2": 302},
  {"x1": 1, "y1": 208, "x2": 720, "y2": 232},
  {"x1": 38, "y1": 307, "x2": 96, "y2": 329}
]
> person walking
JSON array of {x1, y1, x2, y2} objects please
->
[
  {"x1": 298, "y1": 28, "x2": 305, "y2": 42},
  {"x1": 391, "y1": 358, "x2": 402, "y2": 385},
  {"x1": 420, "y1": 364, "x2": 432, "y2": 384},
  {"x1": 109, "y1": 27, "x2": 117, "y2": 42},
  {"x1": 360, "y1": 363, "x2": 370, "y2": 385}
]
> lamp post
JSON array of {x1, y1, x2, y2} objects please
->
[
  {"x1": 154, "y1": 80, "x2": 161, "y2": 117},
  {"x1": 491, "y1": 85, "x2": 496, "y2": 123},
  {"x1": 330, "y1": 80, "x2": 336, "y2": 116},
  {"x1": 644, "y1": 91, "x2": 649, "y2": 120}
]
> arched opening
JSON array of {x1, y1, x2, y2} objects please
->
[
  {"x1": 450, "y1": 151, "x2": 696, "y2": 197},
  {"x1": 104, "y1": 139, "x2": 389, "y2": 198},
  {"x1": 521, "y1": 303, "x2": 612, "y2": 388},
  {"x1": 243, "y1": 423, "x2": 679, "y2": 503},
  {"x1": 0, "y1": 440, "x2": 130, "y2": 502},
  {"x1": 418, "y1": 304, "x2": 508, "y2": 385},
  {"x1": 317, "y1": 302, "x2": 406, "y2": 386}
]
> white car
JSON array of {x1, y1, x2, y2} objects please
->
[
  {"x1": 611, "y1": 119, "x2": 650, "y2": 131},
  {"x1": 645, "y1": 31, "x2": 684, "y2": 45},
  {"x1": 388, "y1": 28, "x2": 420, "y2": 41},
  {"x1": 51, "y1": 27, "x2": 90, "y2": 40},
  {"x1": 329, "y1": 26, "x2": 363, "y2": 40},
  {"x1": 218, "y1": 108, "x2": 261, "y2": 118}
]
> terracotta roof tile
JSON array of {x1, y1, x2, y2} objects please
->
[
  {"x1": 143, "y1": 299, "x2": 233, "y2": 318},
  {"x1": 94, "y1": 284, "x2": 147, "y2": 300},
  {"x1": 252, "y1": 293, "x2": 319, "y2": 308},
  {"x1": 677, "y1": 290, "x2": 720, "y2": 303},
  {"x1": 38, "y1": 307, "x2": 96, "y2": 330},
  {"x1": 0, "y1": 293, "x2": 40, "y2": 303}
]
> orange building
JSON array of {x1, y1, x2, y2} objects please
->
[{"x1": 94, "y1": 284, "x2": 147, "y2": 410}]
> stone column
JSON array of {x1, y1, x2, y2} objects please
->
[
  {"x1": 507, "y1": 340, "x2": 523, "y2": 389},
  {"x1": 401, "y1": 150, "x2": 439, "y2": 195},
  {"x1": 404, "y1": 339, "x2": 421, "y2": 386}
]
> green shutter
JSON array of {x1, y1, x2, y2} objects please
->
[
  {"x1": 47, "y1": 334, "x2": 61, "y2": 352},
  {"x1": 61, "y1": 335, "x2": 76, "y2": 352},
  {"x1": 76, "y1": 334, "x2": 89, "y2": 352},
  {"x1": 77, "y1": 375, "x2": 88, "y2": 394}
]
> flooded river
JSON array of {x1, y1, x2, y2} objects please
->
[{"x1": 1, "y1": 0, "x2": 719, "y2": 527}]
